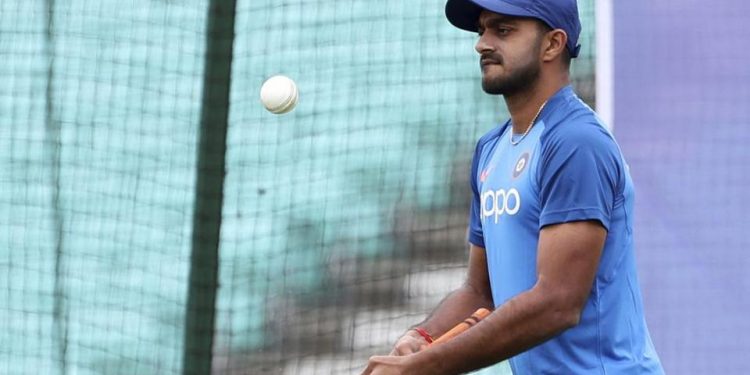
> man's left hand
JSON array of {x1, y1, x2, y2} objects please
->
[{"x1": 361, "y1": 354, "x2": 417, "y2": 375}]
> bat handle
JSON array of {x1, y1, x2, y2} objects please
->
[{"x1": 431, "y1": 308, "x2": 491, "y2": 345}]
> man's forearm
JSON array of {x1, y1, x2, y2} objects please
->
[
  {"x1": 412, "y1": 284, "x2": 494, "y2": 339},
  {"x1": 413, "y1": 284, "x2": 580, "y2": 374}
]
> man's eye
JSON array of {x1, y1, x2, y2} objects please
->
[{"x1": 497, "y1": 27, "x2": 511, "y2": 35}]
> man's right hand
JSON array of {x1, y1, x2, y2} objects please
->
[{"x1": 389, "y1": 330, "x2": 430, "y2": 356}]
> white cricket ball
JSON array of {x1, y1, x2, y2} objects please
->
[{"x1": 260, "y1": 75, "x2": 298, "y2": 114}]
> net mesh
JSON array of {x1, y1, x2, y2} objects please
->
[
  {"x1": 1, "y1": 0, "x2": 595, "y2": 373},
  {"x1": 613, "y1": 1, "x2": 750, "y2": 373}
]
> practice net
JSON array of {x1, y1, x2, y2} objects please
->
[{"x1": 0, "y1": 0, "x2": 596, "y2": 373}]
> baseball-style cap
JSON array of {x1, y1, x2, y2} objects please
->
[{"x1": 445, "y1": 0, "x2": 582, "y2": 58}]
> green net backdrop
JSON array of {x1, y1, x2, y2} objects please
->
[{"x1": 1, "y1": 0, "x2": 595, "y2": 373}]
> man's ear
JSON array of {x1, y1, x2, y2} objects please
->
[{"x1": 542, "y1": 29, "x2": 568, "y2": 63}]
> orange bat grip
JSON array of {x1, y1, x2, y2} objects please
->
[{"x1": 431, "y1": 308, "x2": 491, "y2": 345}]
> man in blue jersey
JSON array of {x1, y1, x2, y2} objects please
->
[{"x1": 363, "y1": 1, "x2": 664, "y2": 374}]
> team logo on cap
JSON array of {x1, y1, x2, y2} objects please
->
[{"x1": 513, "y1": 152, "x2": 531, "y2": 178}]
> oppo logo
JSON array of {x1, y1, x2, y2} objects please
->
[{"x1": 481, "y1": 188, "x2": 521, "y2": 224}]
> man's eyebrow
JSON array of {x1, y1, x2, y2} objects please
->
[{"x1": 476, "y1": 14, "x2": 518, "y2": 29}]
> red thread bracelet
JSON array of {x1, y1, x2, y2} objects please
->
[{"x1": 413, "y1": 327, "x2": 433, "y2": 344}]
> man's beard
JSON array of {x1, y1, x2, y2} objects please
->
[{"x1": 481, "y1": 56, "x2": 541, "y2": 96}]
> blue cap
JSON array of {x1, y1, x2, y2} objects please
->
[{"x1": 445, "y1": 0, "x2": 582, "y2": 58}]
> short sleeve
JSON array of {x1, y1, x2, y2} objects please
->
[
  {"x1": 538, "y1": 124, "x2": 622, "y2": 231},
  {"x1": 468, "y1": 141, "x2": 485, "y2": 248}
]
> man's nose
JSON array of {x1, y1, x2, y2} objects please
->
[{"x1": 475, "y1": 33, "x2": 494, "y2": 55}]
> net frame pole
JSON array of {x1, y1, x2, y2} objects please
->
[
  {"x1": 595, "y1": 0, "x2": 615, "y2": 130},
  {"x1": 182, "y1": 0, "x2": 237, "y2": 373},
  {"x1": 44, "y1": 0, "x2": 69, "y2": 373}
]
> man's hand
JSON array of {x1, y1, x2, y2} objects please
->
[
  {"x1": 361, "y1": 354, "x2": 414, "y2": 375},
  {"x1": 389, "y1": 330, "x2": 429, "y2": 356}
]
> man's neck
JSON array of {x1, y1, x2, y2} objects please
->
[{"x1": 505, "y1": 77, "x2": 569, "y2": 135}]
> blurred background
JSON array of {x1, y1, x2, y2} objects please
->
[{"x1": 1, "y1": 0, "x2": 747, "y2": 374}]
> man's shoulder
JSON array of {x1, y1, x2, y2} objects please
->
[
  {"x1": 474, "y1": 122, "x2": 508, "y2": 152},
  {"x1": 540, "y1": 98, "x2": 617, "y2": 152}
]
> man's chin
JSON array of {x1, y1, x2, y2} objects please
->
[{"x1": 481, "y1": 80, "x2": 506, "y2": 95}]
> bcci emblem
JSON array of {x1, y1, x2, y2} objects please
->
[{"x1": 513, "y1": 152, "x2": 531, "y2": 178}]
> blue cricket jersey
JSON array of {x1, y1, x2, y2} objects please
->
[{"x1": 468, "y1": 86, "x2": 664, "y2": 374}]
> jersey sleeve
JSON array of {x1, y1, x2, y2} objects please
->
[
  {"x1": 537, "y1": 123, "x2": 623, "y2": 231},
  {"x1": 468, "y1": 140, "x2": 485, "y2": 248}
]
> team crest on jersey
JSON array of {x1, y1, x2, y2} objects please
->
[{"x1": 513, "y1": 152, "x2": 531, "y2": 178}]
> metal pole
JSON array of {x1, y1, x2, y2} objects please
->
[{"x1": 182, "y1": 0, "x2": 237, "y2": 373}]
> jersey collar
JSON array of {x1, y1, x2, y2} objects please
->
[{"x1": 496, "y1": 84, "x2": 576, "y2": 134}]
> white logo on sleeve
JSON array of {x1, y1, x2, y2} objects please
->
[{"x1": 481, "y1": 188, "x2": 521, "y2": 224}]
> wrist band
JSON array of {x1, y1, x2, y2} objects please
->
[{"x1": 413, "y1": 327, "x2": 433, "y2": 344}]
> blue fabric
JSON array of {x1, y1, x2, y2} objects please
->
[
  {"x1": 445, "y1": 0, "x2": 582, "y2": 57},
  {"x1": 468, "y1": 86, "x2": 664, "y2": 374}
]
